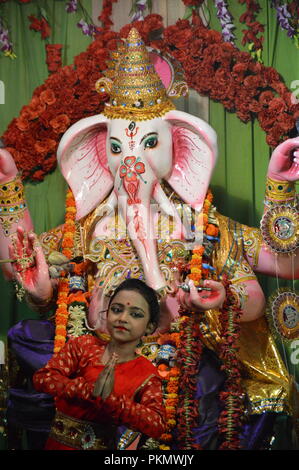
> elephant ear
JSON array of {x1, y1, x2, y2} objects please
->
[
  {"x1": 163, "y1": 110, "x2": 218, "y2": 211},
  {"x1": 57, "y1": 114, "x2": 113, "y2": 220}
]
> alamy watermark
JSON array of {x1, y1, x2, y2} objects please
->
[
  {"x1": 90, "y1": 197, "x2": 204, "y2": 250},
  {"x1": 0, "y1": 80, "x2": 4, "y2": 104},
  {"x1": 290, "y1": 340, "x2": 299, "y2": 365}
]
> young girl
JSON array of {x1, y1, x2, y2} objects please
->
[{"x1": 33, "y1": 278, "x2": 166, "y2": 450}]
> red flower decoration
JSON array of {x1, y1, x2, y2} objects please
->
[
  {"x1": 46, "y1": 44, "x2": 63, "y2": 74},
  {"x1": 28, "y1": 15, "x2": 51, "y2": 40},
  {"x1": 238, "y1": 0, "x2": 264, "y2": 52}
]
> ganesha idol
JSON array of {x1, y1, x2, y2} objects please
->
[{"x1": 1, "y1": 28, "x2": 299, "y2": 450}]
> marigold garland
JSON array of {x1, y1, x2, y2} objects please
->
[
  {"x1": 53, "y1": 188, "x2": 90, "y2": 353},
  {"x1": 189, "y1": 189, "x2": 218, "y2": 285},
  {"x1": 157, "y1": 331, "x2": 181, "y2": 449}
]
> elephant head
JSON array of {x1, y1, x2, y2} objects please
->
[{"x1": 57, "y1": 28, "x2": 217, "y2": 292}]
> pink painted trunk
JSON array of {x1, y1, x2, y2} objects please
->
[{"x1": 118, "y1": 195, "x2": 167, "y2": 292}]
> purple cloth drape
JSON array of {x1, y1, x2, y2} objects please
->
[{"x1": 7, "y1": 319, "x2": 55, "y2": 434}]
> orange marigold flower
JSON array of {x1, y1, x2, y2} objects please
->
[
  {"x1": 158, "y1": 364, "x2": 168, "y2": 372},
  {"x1": 63, "y1": 231, "x2": 75, "y2": 238},
  {"x1": 72, "y1": 262, "x2": 89, "y2": 275},
  {"x1": 206, "y1": 190, "x2": 213, "y2": 202},
  {"x1": 206, "y1": 224, "x2": 219, "y2": 236},
  {"x1": 62, "y1": 239, "x2": 74, "y2": 248},
  {"x1": 62, "y1": 249, "x2": 73, "y2": 258},
  {"x1": 167, "y1": 419, "x2": 176, "y2": 426},
  {"x1": 55, "y1": 318, "x2": 68, "y2": 326},
  {"x1": 191, "y1": 266, "x2": 202, "y2": 274},
  {"x1": 169, "y1": 367, "x2": 180, "y2": 377},
  {"x1": 167, "y1": 393, "x2": 178, "y2": 399},
  {"x1": 67, "y1": 293, "x2": 88, "y2": 305},
  {"x1": 55, "y1": 306, "x2": 68, "y2": 315},
  {"x1": 190, "y1": 257, "x2": 202, "y2": 266},
  {"x1": 188, "y1": 273, "x2": 202, "y2": 282},
  {"x1": 166, "y1": 403, "x2": 176, "y2": 410},
  {"x1": 66, "y1": 207, "x2": 77, "y2": 213},
  {"x1": 193, "y1": 246, "x2": 204, "y2": 255},
  {"x1": 55, "y1": 326, "x2": 67, "y2": 334}
]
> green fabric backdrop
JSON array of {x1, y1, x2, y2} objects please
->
[{"x1": 0, "y1": 0, "x2": 298, "y2": 449}]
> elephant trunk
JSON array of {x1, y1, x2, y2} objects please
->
[
  {"x1": 119, "y1": 194, "x2": 167, "y2": 292},
  {"x1": 115, "y1": 156, "x2": 167, "y2": 292}
]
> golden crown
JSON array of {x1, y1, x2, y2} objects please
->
[{"x1": 95, "y1": 28, "x2": 187, "y2": 121}]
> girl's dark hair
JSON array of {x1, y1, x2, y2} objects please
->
[{"x1": 108, "y1": 279, "x2": 160, "y2": 326}]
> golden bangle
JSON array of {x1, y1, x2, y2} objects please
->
[
  {"x1": 0, "y1": 175, "x2": 26, "y2": 214},
  {"x1": 265, "y1": 177, "x2": 296, "y2": 202}
]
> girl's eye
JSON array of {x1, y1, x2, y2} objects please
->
[
  {"x1": 131, "y1": 311, "x2": 144, "y2": 319},
  {"x1": 111, "y1": 306, "x2": 122, "y2": 313},
  {"x1": 144, "y1": 136, "x2": 158, "y2": 149},
  {"x1": 110, "y1": 142, "x2": 122, "y2": 154}
]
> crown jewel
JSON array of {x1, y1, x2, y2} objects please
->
[{"x1": 96, "y1": 28, "x2": 176, "y2": 120}]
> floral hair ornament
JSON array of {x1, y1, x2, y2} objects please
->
[{"x1": 95, "y1": 27, "x2": 188, "y2": 121}]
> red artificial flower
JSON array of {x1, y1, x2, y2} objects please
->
[
  {"x1": 40, "y1": 17, "x2": 51, "y2": 40},
  {"x1": 49, "y1": 114, "x2": 70, "y2": 134},
  {"x1": 28, "y1": 15, "x2": 51, "y2": 40},
  {"x1": 259, "y1": 90, "x2": 275, "y2": 106},
  {"x1": 40, "y1": 89, "x2": 56, "y2": 106},
  {"x1": 46, "y1": 44, "x2": 63, "y2": 73},
  {"x1": 28, "y1": 15, "x2": 42, "y2": 32},
  {"x1": 34, "y1": 138, "x2": 57, "y2": 155},
  {"x1": 16, "y1": 116, "x2": 30, "y2": 132}
]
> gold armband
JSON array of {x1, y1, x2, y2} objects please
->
[
  {"x1": 265, "y1": 177, "x2": 296, "y2": 205},
  {"x1": 0, "y1": 175, "x2": 26, "y2": 236}
]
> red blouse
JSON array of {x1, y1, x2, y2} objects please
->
[{"x1": 33, "y1": 334, "x2": 166, "y2": 449}]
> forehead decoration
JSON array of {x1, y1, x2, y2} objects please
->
[{"x1": 95, "y1": 27, "x2": 188, "y2": 121}]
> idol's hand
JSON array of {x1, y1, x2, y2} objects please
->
[
  {"x1": 93, "y1": 352, "x2": 118, "y2": 400},
  {"x1": 8, "y1": 226, "x2": 53, "y2": 301},
  {"x1": 0, "y1": 148, "x2": 18, "y2": 183},
  {"x1": 267, "y1": 136, "x2": 299, "y2": 182},
  {"x1": 177, "y1": 279, "x2": 226, "y2": 312}
]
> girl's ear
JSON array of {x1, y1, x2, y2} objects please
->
[{"x1": 145, "y1": 322, "x2": 157, "y2": 336}]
